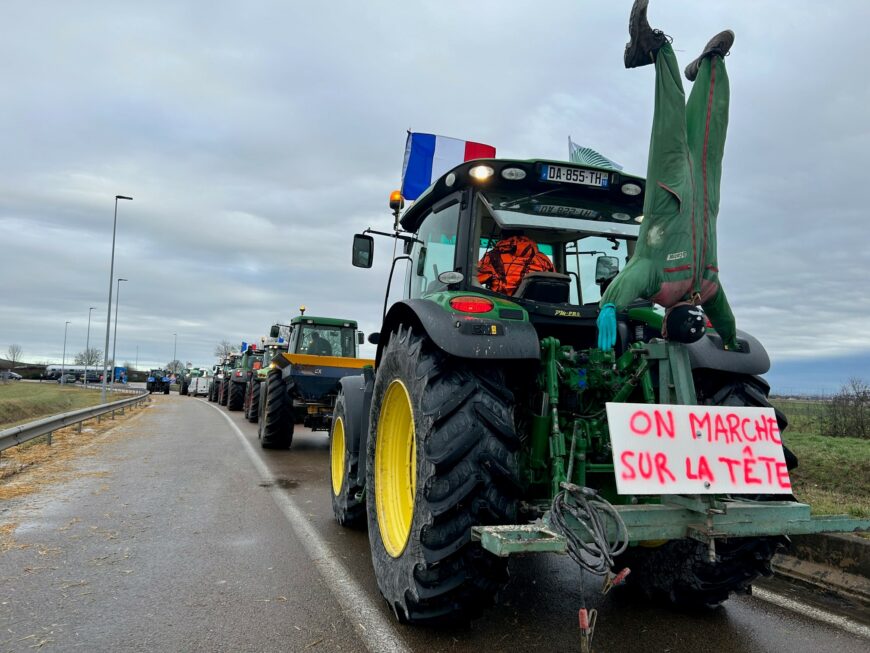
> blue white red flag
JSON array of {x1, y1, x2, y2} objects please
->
[{"x1": 401, "y1": 132, "x2": 496, "y2": 200}]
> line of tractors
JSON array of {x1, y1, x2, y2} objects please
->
[{"x1": 199, "y1": 308, "x2": 372, "y2": 450}]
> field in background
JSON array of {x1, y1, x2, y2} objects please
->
[
  {"x1": 0, "y1": 383, "x2": 106, "y2": 429},
  {"x1": 772, "y1": 397, "x2": 869, "y2": 518}
]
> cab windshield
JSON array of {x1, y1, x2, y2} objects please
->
[
  {"x1": 472, "y1": 190, "x2": 639, "y2": 305},
  {"x1": 296, "y1": 324, "x2": 357, "y2": 358}
]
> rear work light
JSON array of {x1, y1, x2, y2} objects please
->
[{"x1": 449, "y1": 296, "x2": 494, "y2": 313}]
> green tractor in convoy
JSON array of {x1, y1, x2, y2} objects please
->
[
  {"x1": 209, "y1": 353, "x2": 240, "y2": 405},
  {"x1": 257, "y1": 310, "x2": 372, "y2": 449},
  {"x1": 330, "y1": 159, "x2": 869, "y2": 626},
  {"x1": 177, "y1": 368, "x2": 190, "y2": 396},
  {"x1": 225, "y1": 344, "x2": 264, "y2": 412},
  {"x1": 244, "y1": 334, "x2": 289, "y2": 423}
]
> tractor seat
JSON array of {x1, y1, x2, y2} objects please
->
[{"x1": 514, "y1": 272, "x2": 571, "y2": 304}]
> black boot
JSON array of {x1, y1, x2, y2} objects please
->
[
  {"x1": 624, "y1": 0, "x2": 669, "y2": 69},
  {"x1": 684, "y1": 30, "x2": 735, "y2": 81}
]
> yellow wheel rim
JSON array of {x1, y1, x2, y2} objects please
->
[
  {"x1": 375, "y1": 380, "x2": 416, "y2": 558},
  {"x1": 331, "y1": 416, "x2": 346, "y2": 497}
]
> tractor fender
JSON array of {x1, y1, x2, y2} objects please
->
[
  {"x1": 376, "y1": 299, "x2": 540, "y2": 366},
  {"x1": 686, "y1": 328, "x2": 770, "y2": 376},
  {"x1": 336, "y1": 372, "x2": 374, "y2": 488}
]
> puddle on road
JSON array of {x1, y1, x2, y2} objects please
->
[{"x1": 259, "y1": 478, "x2": 299, "y2": 490}]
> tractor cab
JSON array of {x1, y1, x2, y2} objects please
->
[
  {"x1": 354, "y1": 158, "x2": 646, "y2": 352},
  {"x1": 288, "y1": 315, "x2": 363, "y2": 358}
]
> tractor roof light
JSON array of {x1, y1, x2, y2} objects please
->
[
  {"x1": 469, "y1": 165, "x2": 494, "y2": 181},
  {"x1": 501, "y1": 167, "x2": 526, "y2": 180},
  {"x1": 449, "y1": 296, "x2": 494, "y2": 313},
  {"x1": 389, "y1": 190, "x2": 404, "y2": 212}
]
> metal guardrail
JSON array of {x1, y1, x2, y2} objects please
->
[{"x1": 0, "y1": 389, "x2": 150, "y2": 453}]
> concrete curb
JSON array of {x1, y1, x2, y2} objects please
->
[{"x1": 773, "y1": 533, "x2": 870, "y2": 606}]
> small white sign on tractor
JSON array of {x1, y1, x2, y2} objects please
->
[{"x1": 605, "y1": 403, "x2": 792, "y2": 495}]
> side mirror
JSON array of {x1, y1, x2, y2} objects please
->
[
  {"x1": 595, "y1": 256, "x2": 620, "y2": 284},
  {"x1": 357, "y1": 332, "x2": 365, "y2": 345},
  {"x1": 367, "y1": 332, "x2": 380, "y2": 345},
  {"x1": 270, "y1": 324, "x2": 280, "y2": 338},
  {"x1": 352, "y1": 234, "x2": 374, "y2": 268}
]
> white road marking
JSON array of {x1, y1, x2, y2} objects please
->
[
  {"x1": 752, "y1": 586, "x2": 870, "y2": 640},
  {"x1": 202, "y1": 401, "x2": 409, "y2": 653}
]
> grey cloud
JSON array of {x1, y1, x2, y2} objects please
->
[{"x1": 2, "y1": 1, "x2": 869, "y2": 389}]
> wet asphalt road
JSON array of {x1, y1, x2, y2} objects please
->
[{"x1": 1, "y1": 395, "x2": 867, "y2": 652}]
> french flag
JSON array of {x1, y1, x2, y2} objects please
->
[{"x1": 401, "y1": 132, "x2": 496, "y2": 200}]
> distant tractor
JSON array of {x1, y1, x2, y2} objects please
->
[
  {"x1": 145, "y1": 369, "x2": 171, "y2": 394},
  {"x1": 177, "y1": 368, "x2": 191, "y2": 395},
  {"x1": 258, "y1": 309, "x2": 373, "y2": 449},
  {"x1": 245, "y1": 335, "x2": 289, "y2": 423},
  {"x1": 226, "y1": 344, "x2": 264, "y2": 412},
  {"x1": 212, "y1": 353, "x2": 241, "y2": 406}
]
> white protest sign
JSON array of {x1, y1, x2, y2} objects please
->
[{"x1": 605, "y1": 403, "x2": 792, "y2": 495}]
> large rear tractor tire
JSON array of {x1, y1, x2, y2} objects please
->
[
  {"x1": 330, "y1": 393, "x2": 365, "y2": 529},
  {"x1": 365, "y1": 326, "x2": 521, "y2": 625},
  {"x1": 227, "y1": 380, "x2": 244, "y2": 411},
  {"x1": 245, "y1": 380, "x2": 261, "y2": 423},
  {"x1": 618, "y1": 536, "x2": 785, "y2": 608},
  {"x1": 619, "y1": 375, "x2": 793, "y2": 608},
  {"x1": 258, "y1": 369, "x2": 294, "y2": 449},
  {"x1": 218, "y1": 380, "x2": 229, "y2": 406}
]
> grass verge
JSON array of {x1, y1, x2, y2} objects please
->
[
  {"x1": 0, "y1": 383, "x2": 107, "y2": 429},
  {"x1": 785, "y1": 432, "x2": 870, "y2": 518}
]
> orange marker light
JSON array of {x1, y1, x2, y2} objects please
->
[{"x1": 389, "y1": 190, "x2": 404, "y2": 211}]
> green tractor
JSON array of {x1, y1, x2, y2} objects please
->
[
  {"x1": 257, "y1": 310, "x2": 372, "y2": 449},
  {"x1": 244, "y1": 334, "x2": 289, "y2": 423},
  {"x1": 330, "y1": 159, "x2": 869, "y2": 625},
  {"x1": 177, "y1": 368, "x2": 191, "y2": 396},
  {"x1": 207, "y1": 360, "x2": 225, "y2": 403},
  {"x1": 210, "y1": 353, "x2": 240, "y2": 406},
  {"x1": 226, "y1": 344, "x2": 264, "y2": 412}
]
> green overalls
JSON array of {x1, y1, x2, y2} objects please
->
[{"x1": 601, "y1": 43, "x2": 738, "y2": 348}]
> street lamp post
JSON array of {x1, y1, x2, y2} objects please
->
[
  {"x1": 84, "y1": 307, "x2": 95, "y2": 387},
  {"x1": 110, "y1": 278, "x2": 128, "y2": 383},
  {"x1": 101, "y1": 195, "x2": 132, "y2": 401},
  {"x1": 173, "y1": 332, "x2": 177, "y2": 372},
  {"x1": 61, "y1": 321, "x2": 71, "y2": 382}
]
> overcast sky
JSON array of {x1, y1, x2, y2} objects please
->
[{"x1": 1, "y1": 1, "x2": 868, "y2": 393}]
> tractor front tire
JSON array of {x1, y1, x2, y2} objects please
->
[
  {"x1": 365, "y1": 326, "x2": 520, "y2": 625},
  {"x1": 258, "y1": 369, "x2": 293, "y2": 449},
  {"x1": 218, "y1": 380, "x2": 229, "y2": 406},
  {"x1": 208, "y1": 382, "x2": 217, "y2": 402},
  {"x1": 245, "y1": 381, "x2": 261, "y2": 423},
  {"x1": 330, "y1": 393, "x2": 365, "y2": 529},
  {"x1": 227, "y1": 380, "x2": 244, "y2": 411}
]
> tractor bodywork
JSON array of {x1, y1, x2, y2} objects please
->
[{"x1": 331, "y1": 159, "x2": 869, "y2": 624}]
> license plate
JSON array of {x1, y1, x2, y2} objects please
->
[{"x1": 540, "y1": 164, "x2": 609, "y2": 188}]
